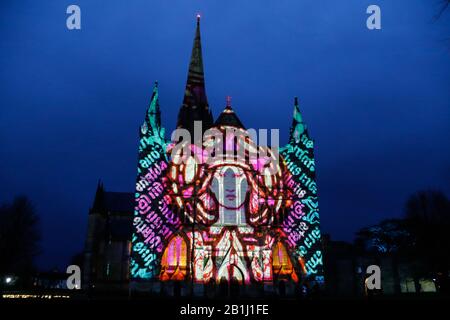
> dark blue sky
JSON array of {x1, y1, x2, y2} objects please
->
[{"x1": 1, "y1": 0, "x2": 449, "y2": 269}]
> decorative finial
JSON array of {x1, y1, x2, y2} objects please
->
[
  {"x1": 154, "y1": 80, "x2": 158, "y2": 87},
  {"x1": 196, "y1": 14, "x2": 201, "y2": 24},
  {"x1": 294, "y1": 96, "x2": 298, "y2": 105},
  {"x1": 226, "y1": 95, "x2": 232, "y2": 108}
]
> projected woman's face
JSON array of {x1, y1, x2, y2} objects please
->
[{"x1": 210, "y1": 166, "x2": 248, "y2": 209}]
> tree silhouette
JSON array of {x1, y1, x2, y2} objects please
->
[
  {"x1": 354, "y1": 219, "x2": 412, "y2": 254},
  {"x1": 0, "y1": 196, "x2": 41, "y2": 280},
  {"x1": 354, "y1": 190, "x2": 450, "y2": 293},
  {"x1": 404, "y1": 190, "x2": 450, "y2": 291}
]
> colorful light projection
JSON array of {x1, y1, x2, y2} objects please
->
[
  {"x1": 130, "y1": 83, "x2": 183, "y2": 279},
  {"x1": 162, "y1": 125, "x2": 295, "y2": 284},
  {"x1": 130, "y1": 91, "x2": 324, "y2": 287},
  {"x1": 280, "y1": 98, "x2": 324, "y2": 283}
]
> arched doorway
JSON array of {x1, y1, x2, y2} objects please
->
[
  {"x1": 272, "y1": 241, "x2": 298, "y2": 296},
  {"x1": 217, "y1": 263, "x2": 245, "y2": 298}
]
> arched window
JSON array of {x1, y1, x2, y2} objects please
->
[
  {"x1": 210, "y1": 166, "x2": 248, "y2": 226},
  {"x1": 160, "y1": 235, "x2": 187, "y2": 281}
]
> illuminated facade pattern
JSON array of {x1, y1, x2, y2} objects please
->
[
  {"x1": 130, "y1": 18, "x2": 324, "y2": 291},
  {"x1": 280, "y1": 97, "x2": 324, "y2": 283},
  {"x1": 130, "y1": 84, "x2": 183, "y2": 279}
]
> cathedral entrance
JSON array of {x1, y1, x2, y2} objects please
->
[{"x1": 218, "y1": 264, "x2": 245, "y2": 297}]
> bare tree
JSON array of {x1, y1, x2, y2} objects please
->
[
  {"x1": 354, "y1": 219, "x2": 412, "y2": 254},
  {"x1": 0, "y1": 196, "x2": 41, "y2": 278},
  {"x1": 434, "y1": 0, "x2": 450, "y2": 20}
]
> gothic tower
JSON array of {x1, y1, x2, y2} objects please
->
[
  {"x1": 280, "y1": 97, "x2": 324, "y2": 283},
  {"x1": 176, "y1": 16, "x2": 214, "y2": 137}
]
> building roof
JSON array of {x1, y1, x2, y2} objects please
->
[
  {"x1": 104, "y1": 192, "x2": 134, "y2": 213},
  {"x1": 90, "y1": 182, "x2": 134, "y2": 215},
  {"x1": 214, "y1": 104, "x2": 245, "y2": 129}
]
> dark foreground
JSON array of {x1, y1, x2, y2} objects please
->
[{"x1": 1, "y1": 291, "x2": 450, "y2": 319}]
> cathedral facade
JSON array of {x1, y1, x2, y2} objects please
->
[{"x1": 129, "y1": 17, "x2": 324, "y2": 297}]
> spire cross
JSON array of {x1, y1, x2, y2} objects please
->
[{"x1": 226, "y1": 96, "x2": 232, "y2": 108}]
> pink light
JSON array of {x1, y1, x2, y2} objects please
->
[
  {"x1": 182, "y1": 186, "x2": 193, "y2": 198},
  {"x1": 176, "y1": 236, "x2": 182, "y2": 265},
  {"x1": 250, "y1": 157, "x2": 268, "y2": 171},
  {"x1": 168, "y1": 240, "x2": 174, "y2": 265}
]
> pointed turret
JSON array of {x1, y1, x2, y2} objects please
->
[
  {"x1": 141, "y1": 81, "x2": 164, "y2": 140},
  {"x1": 214, "y1": 96, "x2": 245, "y2": 129},
  {"x1": 176, "y1": 15, "x2": 214, "y2": 136},
  {"x1": 289, "y1": 97, "x2": 307, "y2": 143},
  {"x1": 90, "y1": 180, "x2": 105, "y2": 214},
  {"x1": 146, "y1": 82, "x2": 161, "y2": 126}
]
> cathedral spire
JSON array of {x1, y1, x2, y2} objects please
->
[
  {"x1": 289, "y1": 97, "x2": 307, "y2": 142},
  {"x1": 176, "y1": 15, "x2": 213, "y2": 135}
]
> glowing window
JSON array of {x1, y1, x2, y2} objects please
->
[{"x1": 160, "y1": 235, "x2": 187, "y2": 281}]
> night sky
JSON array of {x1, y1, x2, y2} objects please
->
[{"x1": 1, "y1": 0, "x2": 449, "y2": 270}]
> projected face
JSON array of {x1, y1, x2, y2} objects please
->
[{"x1": 210, "y1": 166, "x2": 248, "y2": 210}]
